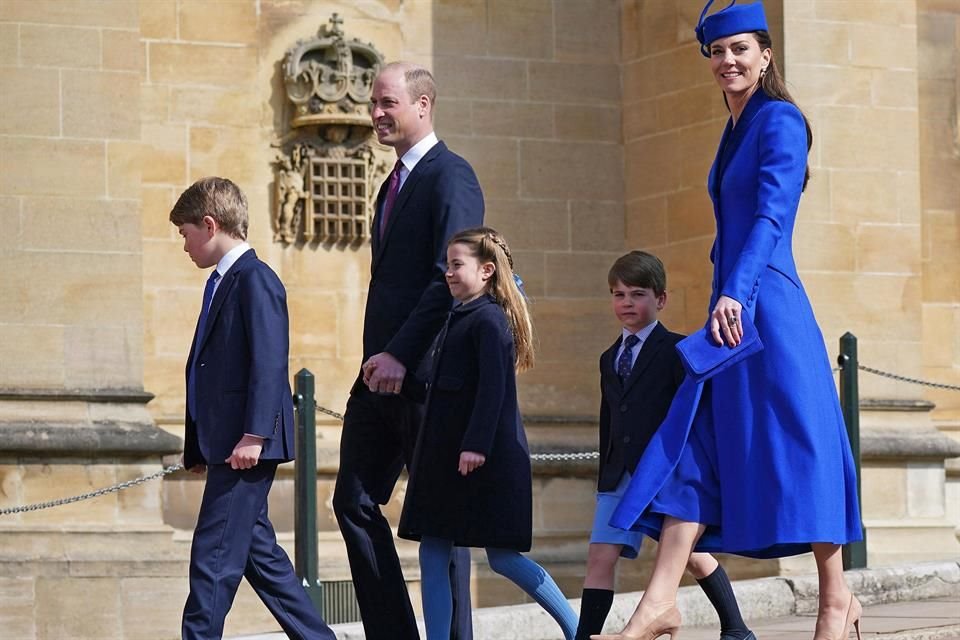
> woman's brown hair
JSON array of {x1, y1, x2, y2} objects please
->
[
  {"x1": 721, "y1": 31, "x2": 813, "y2": 191},
  {"x1": 755, "y1": 31, "x2": 812, "y2": 191}
]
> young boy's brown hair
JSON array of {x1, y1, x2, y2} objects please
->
[
  {"x1": 169, "y1": 176, "x2": 248, "y2": 240},
  {"x1": 607, "y1": 250, "x2": 667, "y2": 296}
]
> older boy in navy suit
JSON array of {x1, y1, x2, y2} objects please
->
[
  {"x1": 574, "y1": 251, "x2": 754, "y2": 640},
  {"x1": 171, "y1": 177, "x2": 335, "y2": 640}
]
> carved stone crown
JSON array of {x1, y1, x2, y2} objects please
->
[{"x1": 282, "y1": 13, "x2": 383, "y2": 129}]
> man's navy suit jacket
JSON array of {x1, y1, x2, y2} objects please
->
[
  {"x1": 183, "y1": 249, "x2": 295, "y2": 469},
  {"x1": 359, "y1": 140, "x2": 484, "y2": 386},
  {"x1": 597, "y1": 322, "x2": 686, "y2": 492}
]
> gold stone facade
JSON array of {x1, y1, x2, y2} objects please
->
[{"x1": 1, "y1": 1, "x2": 959, "y2": 637}]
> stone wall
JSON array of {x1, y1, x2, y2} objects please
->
[
  {"x1": 0, "y1": 3, "x2": 185, "y2": 638},
  {"x1": 782, "y1": 0, "x2": 960, "y2": 564},
  {"x1": 784, "y1": 0, "x2": 925, "y2": 402},
  {"x1": 917, "y1": 0, "x2": 960, "y2": 549},
  {"x1": 621, "y1": 0, "x2": 723, "y2": 333},
  {"x1": 430, "y1": 1, "x2": 626, "y2": 416},
  {"x1": 917, "y1": 0, "x2": 960, "y2": 421},
  {"x1": 0, "y1": 0, "x2": 143, "y2": 390},
  {"x1": 141, "y1": 0, "x2": 626, "y2": 437}
]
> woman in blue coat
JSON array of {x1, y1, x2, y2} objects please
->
[
  {"x1": 399, "y1": 227, "x2": 578, "y2": 640},
  {"x1": 594, "y1": 3, "x2": 863, "y2": 640}
]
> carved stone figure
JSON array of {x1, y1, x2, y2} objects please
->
[{"x1": 274, "y1": 146, "x2": 308, "y2": 244}]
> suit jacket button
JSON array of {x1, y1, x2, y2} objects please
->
[
  {"x1": 623, "y1": 436, "x2": 631, "y2": 444},
  {"x1": 199, "y1": 362, "x2": 206, "y2": 367},
  {"x1": 619, "y1": 405, "x2": 627, "y2": 413}
]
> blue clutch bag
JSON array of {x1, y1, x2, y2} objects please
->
[{"x1": 675, "y1": 314, "x2": 764, "y2": 383}]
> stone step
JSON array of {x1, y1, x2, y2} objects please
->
[{"x1": 230, "y1": 560, "x2": 960, "y2": 640}]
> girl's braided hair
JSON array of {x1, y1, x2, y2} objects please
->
[{"x1": 447, "y1": 226, "x2": 534, "y2": 372}]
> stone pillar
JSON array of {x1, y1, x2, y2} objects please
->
[
  {"x1": 783, "y1": 0, "x2": 960, "y2": 563},
  {"x1": 916, "y1": 0, "x2": 960, "y2": 543},
  {"x1": 0, "y1": 3, "x2": 183, "y2": 637}
]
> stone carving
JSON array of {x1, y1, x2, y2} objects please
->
[
  {"x1": 283, "y1": 13, "x2": 380, "y2": 130},
  {"x1": 272, "y1": 14, "x2": 386, "y2": 245},
  {"x1": 274, "y1": 144, "x2": 309, "y2": 244}
]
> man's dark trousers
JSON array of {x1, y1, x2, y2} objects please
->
[{"x1": 183, "y1": 463, "x2": 335, "y2": 640}]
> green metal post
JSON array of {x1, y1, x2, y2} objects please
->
[
  {"x1": 294, "y1": 369, "x2": 324, "y2": 613},
  {"x1": 838, "y1": 333, "x2": 867, "y2": 570}
]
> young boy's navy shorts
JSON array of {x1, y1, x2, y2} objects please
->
[{"x1": 589, "y1": 472, "x2": 644, "y2": 559}]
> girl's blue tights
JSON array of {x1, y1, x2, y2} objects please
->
[{"x1": 419, "y1": 536, "x2": 578, "y2": 640}]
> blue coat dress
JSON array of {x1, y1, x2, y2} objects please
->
[{"x1": 610, "y1": 90, "x2": 863, "y2": 558}]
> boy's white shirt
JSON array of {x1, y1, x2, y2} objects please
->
[{"x1": 210, "y1": 242, "x2": 251, "y2": 299}]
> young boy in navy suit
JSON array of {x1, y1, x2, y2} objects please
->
[
  {"x1": 170, "y1": 177, "x2": 335, "y2": 640},
  {"x1": 574, "y1": 251, "x2": 754, "y2": 640}
]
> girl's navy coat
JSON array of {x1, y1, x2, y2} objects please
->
[{"x1": 398, "y1": 295, "x2": 533, "y2": 552}]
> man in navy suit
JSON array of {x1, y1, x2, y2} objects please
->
[
  {"x1": 171, "y1": 177, "x2": 335, "y2": 640},
  {"x1": 332, "y1": 62, "x2": 484, "y2": 640}
]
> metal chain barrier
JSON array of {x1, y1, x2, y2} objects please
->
[
  {"x1": 0, "y1": 463, "x2": 184, "y2": 516},
  {"x1": 316, "y1": 405, "x2": 345, "y2": 421},
  {"x1": 313, "y1": 405, "x2": 600, "y2": 461},
  {"x1": 857, "y1": 364, "x2": 960, "y2": 392},
  {"x1": 529, "y1": 451, "x2": 599, "y2": 461}
]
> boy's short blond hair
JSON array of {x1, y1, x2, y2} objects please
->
[
  {"x1": 607, "y1": 251, "x2": 667, "y2": 296},
  {"x1": 169, "y1": 177, "x2": 248, "y2": 240}
]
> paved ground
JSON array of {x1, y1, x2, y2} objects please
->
[
  {"x1": 680, "y1": 596, "x2": 959, "y2": 640},
  {"x1": 233, "y1": 595, "x2": 959, "y2": 640},
  {"x1": 232, "y1": 560, "x2": 960, "y2": 640}
]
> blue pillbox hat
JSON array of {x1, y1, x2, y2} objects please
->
[{"x1": 695, "y1": 0, "x2": 769, "y2": 57}]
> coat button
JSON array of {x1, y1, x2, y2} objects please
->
[
  {"x1": 619, "y1": 405, "x2": 628, "y2": 413},
  {"x1": 199, "y1": 362, "x2": 206, "y2": 367},
  {"x1": 623, "y1": 436, "x2": 631, "y2": 444}
]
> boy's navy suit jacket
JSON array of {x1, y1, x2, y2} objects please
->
[
  {"x1": 359, "y1": 141, "x2": 484, "y2": 386},
  {"x1": 183, "y1": 249, "x2": 295, "y2": 469},
  {"x1": 596, "y1": 322, "x2": 686, "y2": 492}
]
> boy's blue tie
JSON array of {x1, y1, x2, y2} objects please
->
[
  {"x1": 617, "y1": 334, "x2": 640, "y2": 382},
  {"x1": 188, "y1": 270, "x2": 221, "y2": 421}
]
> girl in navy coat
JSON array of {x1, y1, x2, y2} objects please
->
[
  {"x1": 598, "y1": 2, "x2": 862, "y2": 640},
  {"x1": 398, "y1": 227, "x2": 578, "y2": 640}
]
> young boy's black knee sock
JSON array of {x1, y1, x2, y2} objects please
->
[
  {"x1": 574, "y1": 588, "x2": 614, "y2": 640},
  {"x1": 696, "y1": 564, "x2": 754, "y2": 639}
]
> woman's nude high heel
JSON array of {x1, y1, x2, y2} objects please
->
[
  {"x1": 813, "y1": 593, "x2": 862, "y2": 640},
  {"x1": 590, "y1": 605, "x2": 681, "y2": 640}
]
